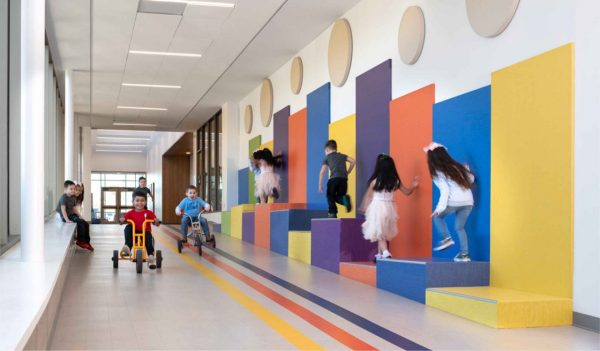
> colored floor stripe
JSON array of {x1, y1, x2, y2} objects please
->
[
  {"x1": 161, "y1": 227, "x2": 378, "y2": 351},
  {"x1": 155, "y1": 233, "x2": 324, "y2": 351},
  {"x1": 163, "y1": 227, "x2": 430, "y2": 351}
]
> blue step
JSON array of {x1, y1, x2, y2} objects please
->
[
  {"x1": 270, "y1": 209, "x2": 328, "y2": 256},
  {"x1": 376, "y1": 258, "x2": 490, "y2": 303}
]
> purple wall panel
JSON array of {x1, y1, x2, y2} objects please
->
[
  {"x1": 356, "y1": 60, "x2": 392, "y2": 207},
  {"x1": 273, "y1": 106, "x2": 290, "y2": 203}
]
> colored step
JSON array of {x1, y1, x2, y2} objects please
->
[
  {"x1": 311, "y1": 218, "x2": 377, "y2": 274},
  {"x1": 339, "y1": 262, "x2": 376, "y2": 287},
  {"x1": 242, "y1": 212, "x2": 255, "y2": 244},
  {"x1": 209, "y1": 221, "x2": 221, "y2": 234},
  {"x1": 231, "y1": 204, "x2": 255, "y2": 239},
  {"x1": 221, "y1": 211, "x2": 231, "y2": 236},
  {"x1": 254, "y1": 203, "x2": 305, "y2": 249},
  {"x1": 288, "y1": 231, "x2": 311, "y2": 264},
  {"x1": 270, "y1": 209, "x2": 328, "y2": 256},
  {"x1": 376, "y1": 258, "x2": 490, "y2": 304},
  {"x1": 426, "y1": 286, "x2": 572, "y2": 328}
]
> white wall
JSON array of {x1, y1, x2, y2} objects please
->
[
  {"x1": 221, "y1": 102, "x2": 239, "y2": 210},
  {"x1": 231, "y1": 0, "x2": 599, "y2": 318},
  {"x1": 146, "y1": 131, "x2": 185, "y2": 219},
  {"x1": 573, "y1": 1, "x2": 600, "y2": 321},
  {"x1": 90, "y1": 152, "x2": 147, "y2": 173}
]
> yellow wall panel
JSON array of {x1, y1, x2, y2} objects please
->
[
  {"x1": 231, "y1": 204, "x2": 255, "y2": 239},
  {"x1": 328, "y1": 115, "x2": 356, "y2": 218},
  {"x1": 490, "y1": 44, "x2": 574, "y2": 298},
  {"x1": 288, "y1": 231, "x2": 311, "y2": 264}
]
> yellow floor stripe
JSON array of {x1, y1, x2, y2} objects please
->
[{"x1": 156, "y1": 234, "x2": 324, "y2": 351}]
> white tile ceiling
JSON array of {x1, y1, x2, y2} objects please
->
[{"x1": 46, "y1": 0, "x2": 362, "y2": 131}]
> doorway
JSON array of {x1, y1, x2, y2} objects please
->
[
  {"x1": 162, "y1": 133, "x2": 193, "y2": 224},
  {"x1": 100, "y1": 187, "x2": 135, "y2": 223}
]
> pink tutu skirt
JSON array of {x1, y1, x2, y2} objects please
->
[
  {"x1": 255, "y1": 170, "x2": 280, "y2": 198},
  {"x1": 362, "y1": 194, "x2": 398, "y2": 242}
]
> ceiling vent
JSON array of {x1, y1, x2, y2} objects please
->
[{"x1": 138, "y1": 0, "x2": 186, "y2": 16}]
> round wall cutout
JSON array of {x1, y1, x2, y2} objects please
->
[
  {"x1": 328, "y1": 18, "x2": 353, "y2": 87},
  {"x1": 398, "y1": 6, "x2": 425, "y2": 65},
  {"x1": 466, "y1": 0, "x2": 520, "y2": 38},
  {"x1": 290, "y1": 56, "x2": 303, "y2": 94},
  {"x1": 260, "y1": 79, "x2": 273, "y2": 127},
  {"x1": 244, "y1": 105, "x2": 253, "y2": 134}
]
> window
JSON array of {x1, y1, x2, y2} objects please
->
[
  {"x1": 0, "y1": 0, "x2": 8, "y2": 252},
  {"x1": 90, "y1": 171, "x2": 147, "y2": 219},
  {"x1": 196, "y1": 111, "x2": 222, "y2": 211}
]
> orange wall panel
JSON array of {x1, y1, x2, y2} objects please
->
[{"x1": 389, "y1": 85, "x2": 435, "y2": 258}]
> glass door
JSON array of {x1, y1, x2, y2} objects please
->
[{"x1": 100, "y1": 187, "x2": 135, "y2": 223}]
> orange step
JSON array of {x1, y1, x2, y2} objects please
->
[{"x1": 339, "y1": 262, "x2": 376, "y2": 287}]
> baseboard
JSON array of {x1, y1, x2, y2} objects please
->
[{"x1": 573, "y1": 312, "x2": 600, "y2": 333}]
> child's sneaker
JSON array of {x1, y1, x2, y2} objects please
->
[
  {"x1": 381, "y1": 250, "x2": 392, "y2": 259},
  {"x1": 272, "y1": 188, "x2": 280, "y2": 200},
  {"x1": 147, "y1": 255, "x2": 157, "y2": 269},
  {"x1": 342, "y1": 195, "x2": 352, "y2": 213},
  {"x1": 75, "y1": 240, "x2": 86, "y2": 249},
  {"x1": 327, "y1": 213, "x2": 337, "y2": 218},
  {"x1": 454, "y1": 253, "x2": 471, "y2": 262},
  {"x1": 433, "y1": 237, "x2": 455, "y2": 251},
  {"x1": 120, "y1": 245, "x2": 131, "y2": 257},
  {"x1": 372, "y1": 253, "x2": 383, "y2": 263},
  {"x1": 86, "y1": 243, "x2": 95, "y2": 252}
]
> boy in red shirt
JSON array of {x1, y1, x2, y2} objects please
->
[{"x1": 119, "y1": 190, "x2": 161, "y2": 269}]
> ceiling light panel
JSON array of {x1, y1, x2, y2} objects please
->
[
  {"x1": 146, "y1": 0, "x2": 235, "y2": 8},
  {"x1": 117, "y1": 106, "x2": 168, "y2": 111},
  {"x1": 113, "y1": 122, "x2": 158, "y2": 127},
  {"x1": 96, "y1": 150, "x2": 144, "y2": 153},
  {"x1": 96, "y1": 136, "x2": 151, "y2": 141},
  {"x1": 96, "y1": 144, "x2": 146, "y2": 147},
  {"x1": 129, "y1": 50, "x2": 202, "y2": 58},
  {"x1": 138, "y1": 0, "x2": 186, "y2": 15},
  {"x1": 122, "y1": 83, "x2": 181, "y2": 89}
]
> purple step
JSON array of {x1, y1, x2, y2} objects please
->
[
  {"x1": 242, "y1": 212, "x2": 255, "y2": 244},
  {"x1": 311, "y1": 218, "x2": 377, "y2": 273}
]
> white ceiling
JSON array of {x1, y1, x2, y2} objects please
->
[{"x1": 46, "y1": 0, "x2": 362, "y2": 132}]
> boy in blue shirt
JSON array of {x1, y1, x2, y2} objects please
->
[{"x1": 175, "y1": 185, "x2": 212, "y2": 244}]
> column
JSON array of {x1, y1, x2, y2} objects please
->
[
  {"x1": 64, "y1": 69, "x2": 74, "y2": 180},
  {"x1": 20, "y1": 0, "x2": 45, "y2": 260}
]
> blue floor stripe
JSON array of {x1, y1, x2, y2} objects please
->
[{"x1": 209, "y1": 246, "x2": 430, "y2": 351}]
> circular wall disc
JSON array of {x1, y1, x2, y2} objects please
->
[{"x1": 328, "y1": 18, "x2": 353, "y2": 87}]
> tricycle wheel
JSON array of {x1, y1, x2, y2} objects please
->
[
  {"x1": 135, "y1": 249, "x2": 143, "y2": 274},
  {"x1": 112, "y1": 250, "x2": 119, "y2": 269},
  {"x1": 198, "y1": 243, "x2": 202, "y2": 256},
  {"x1": 177, "y1": 240, "x2": 183, "y2": 253},
  {"x1": 156, "y1": 250, "x2": 163, "y2": 269}
]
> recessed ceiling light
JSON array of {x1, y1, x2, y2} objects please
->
[
  {"x1": 95, "y1": 150, "x2": 144, "y2": 153},
  {"x1": 96, "y1": 144, "x2": 146, "y2": 147},
  {"x1": 117, "y1": 106, "x2": 167, "y2": 111},
  {"x1": 113, "y1": 122, "x2": 158, "y2": 127},
  {"x1": 129, "y1": 50, "x2": 202, "y2": 58},
  {"x1": 146, "y1": 0, "x2": 234, "y2": 8},
  {"x1": 122, "y1": 83, "x2": 181, "y2": 89},
  {"x1": 97, "y1": 136, "x2": 151, "y2": 141}
]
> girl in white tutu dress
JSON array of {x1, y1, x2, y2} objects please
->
[
  {"x1": 253, "y1": 148, "x2": 283, "y2": 204},
  {"x1": 360, "y1": 154, "x2": 419, "y2": 261}
]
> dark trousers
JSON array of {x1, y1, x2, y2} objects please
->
[
  {"x1": 62, "y1": 213, "x2": 90, "y2": 243},
  {"x1": 326, "y1": 177, "x2": 348, "y2": 214},
  {"x1": 124, "y1": 224, "x2": 154, "y2": 255}
]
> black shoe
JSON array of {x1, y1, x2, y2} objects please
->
[
  {"x1": 327, "y1": 213, "x2": 337, "y2": 218},
  {"x1": 272, "y1": 188, "x2": 279, "y2": 200},
  {"x1": 342, "y1": 195, "x2": 352, "y2": 213}
]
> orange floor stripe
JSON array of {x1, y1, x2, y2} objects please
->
[{"x1": 159, "y1": 227, "x2": 378, "y2": 351}]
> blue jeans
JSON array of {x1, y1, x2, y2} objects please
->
[
  {"x1": 433, "y1": 206, "x2": 473, "y2": 254},
  {"x1": 181, "y1": 216, "x2": 210, "y2": 241}
]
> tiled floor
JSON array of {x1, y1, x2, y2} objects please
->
[{"x1": 49, "y1": 225, "x2": 600, "y2": 350}]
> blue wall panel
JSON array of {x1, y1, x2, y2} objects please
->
[
  {"x1": 432, "y1": 86, "x2": 491, "y2": 261},
  {"x1": 306, "y1": 83, "x2": 331, "y2": 209},
  {"x1": 238, "y1": 168, "x2": 249, "y2": 205}
]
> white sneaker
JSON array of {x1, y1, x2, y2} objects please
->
[
  {"x1": 373, "y1": 253, "x2": 383, "y2": 263},
  {"x1": 433, "y1": 238, "x2": 455, "y2": 252},
  {"x1": 454, "y1": 253, "x2": 471, "y2": 262},
  {"x1": 147, "y1": 255, "x2": 157, "y2": 269},
  {"x1": 381, "y1": 250, "x2": 392, "y2": 259},
  {"x1": 120, "y1": 245, "x2": 131, "y2": 257}
]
